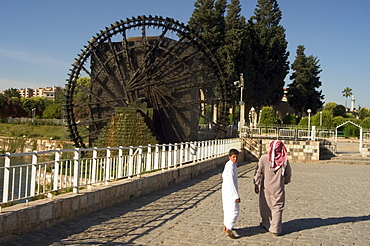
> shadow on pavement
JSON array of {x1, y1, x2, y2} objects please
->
[
  {"x1": 234, "y1": 225, "x2": 268, "y2": 238},
  {"x1": 235, "y1": 215, "x2": 370, "y2": 238},
  {"x1": 3, "y1": 168, "x2": 223, "y2": 245},
  {"x1": 282, "y1": 215, "x2": 370, "y2": 235},
  {"x1": 3, "y1": 162, "x2": 256, "y2": 245}
]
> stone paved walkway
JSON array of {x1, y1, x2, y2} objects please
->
[{"x1": 3, "y1": 161, "x2": 370, "y2": 245}]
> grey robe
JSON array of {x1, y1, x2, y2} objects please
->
[{"x1": 253, "y1": 154, "x2": 292, "y2": 234}]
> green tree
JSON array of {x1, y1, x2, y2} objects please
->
[
  {"x1": 320, "y1": 110, "x2": 334, "y2": 128},
  {"x1": 21, "y1": 97, "x2": 49, "y2": 118},
  {"x1": 188, "y1": 0, "x2": 226, "y2": 54},
  {"x1": 0, "y1": 93, "x2": 8, "y2": 118},
  {"x1": 4, "y1": 88, "x2": 20, "y2": 98},
  {"x1": 323, "y1": 102, "x2": 337, "y2": 114},
  {"x1": 360, "y1": 117, "x2": 370, "y2": 128},
  {"x1": 188, "y1": 0, "x2": 228, "y2": 110},
  {"x1": 287, "y1": 45, "x2": 324, "y2": 116},
  {"x1": 358, "y1": 107, "x2": 370, "y2": 120},
  {"x1": 218, "y1": 0, "x2": 248, "y2": 82},
  {"x1": 259, "y1": 106, "x2": 277, "y2": 125},
  {"x1": 332, "y1": 116, "x2": 346, "y2": 127},
  {"x1": 43, "y1": 102, "x2": 63, "y2": 119},
  {"x1": 5, "y1": 97, "x2": 25, "y2": 117},
  {"x1": 282, "y1": 113, "x2": 298, "y2": 125},
  {"x1": 247, "y1": 0, "x2": 289, "y2": 109},
  {"x1": 341, "y1": 87, "x2": 352, "y2": 109},
  {"x1": 333, "y1": 104, "x2": 346, "y2": 117},
  {"x1": 298, "y1": 116, "x2": 309, "y2": 128}
]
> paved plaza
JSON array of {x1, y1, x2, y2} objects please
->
[{"x1": 3, "y1": 160, "x2": 370, "y2": 245}]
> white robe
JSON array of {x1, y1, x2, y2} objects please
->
[{"x1": 222, "y1": 160, "x2": 240, "y2": 230}]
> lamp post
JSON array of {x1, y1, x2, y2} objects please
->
[
  {"x1": 320, "y1": 111, "x2": 323, "y2": 127},
  {"x1": 307, "y1": 109, "x2": 312, "y2": 135},
  {"x1": 258, "y1": 110, "x2": 262, "y2": 125},
  {"x1": 250, "y1": 107, "x2": 255, "y2": 128},
  {"x1": 32, "y1": 108, "x2": 36, "y2": 119},
  {"x1": 234, "y1": 73, "x2": 245, "y2": 134}
]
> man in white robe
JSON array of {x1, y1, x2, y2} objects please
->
[{"x1": 222, "y1": 148, "x2": 240, "y2": 239}]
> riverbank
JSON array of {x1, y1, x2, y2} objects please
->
[
  {"x1": 0, "y1": 123, "x2": 74, "y2": 153},
  {"x1": 0, "y1": 136, "x2": 74, "y2": 154},
  {"x1": 0, "y1": 123, "x2": 69, "y2": 141}
]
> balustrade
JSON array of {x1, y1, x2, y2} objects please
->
[{"x1": 0, "y1": 138, "x2": 241, "y2": 206}]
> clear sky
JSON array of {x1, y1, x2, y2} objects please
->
[{"x1": 1, "y1": 0, "x2": 369, "y2": 109}]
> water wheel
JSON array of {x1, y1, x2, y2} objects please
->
[{"x1": 64, "y1": 15, "x2": 229, "y2": 148}]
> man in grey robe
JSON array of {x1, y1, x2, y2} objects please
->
[{"x1": 254, "y1": 140, "x2": 292, "y2": 235}]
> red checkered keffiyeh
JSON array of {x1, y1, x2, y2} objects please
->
[{"x1": 268, "y1": 140, "x2": 288, "y2": 176}]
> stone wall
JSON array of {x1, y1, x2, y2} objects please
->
[
  {"x1": 259, "y1": 139, "x2": 320, "y2": 162},
  {"x1": 361, "y1": 143, "x2": 370, "y2": 157}
]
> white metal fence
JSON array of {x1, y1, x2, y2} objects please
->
[
  {"x1": 0, "y1": 138, "x2": 241, "y2": 205},
  {"x1": 242, "y1": 125, "x2": 370, "y2": 142},
  {"x1": 241, "y1": 126, "x2": 338, "y2": 141}
]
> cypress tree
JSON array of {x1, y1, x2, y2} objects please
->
[
  {"x1": 220, "y1": 0, "x2": 248, "y2": 81},
  {"x1": 247, "y1": 0, "x2": 289, "y2": 109},
  {"x1": 188, "y1": 0, "x2": 226, "y2": 54},
  {"x1": 287, "y1": 45, "x2": 324, "y2": 116}
]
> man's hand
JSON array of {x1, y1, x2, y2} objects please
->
[{"x1": 254, "y1": 185, "x2": 259, "y2": 194}]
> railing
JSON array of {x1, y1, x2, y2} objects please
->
[
  {"x1": 0, "y1": 138, "x2": 241, "y2": 206},
  {"x1": 5, "y1": 117, "x2": 66, "y2": 126},
  {"x1": 240, "y1": 126, "x2": 337, "y2": 141}
]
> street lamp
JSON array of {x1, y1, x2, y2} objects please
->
[
  {"x1": 307, "y1": 109, "x2": 312, "y2": 134},
  {"x1": 250, "y1": 107, "x2": 255, "y2": 128},
  {"x1": 234, "y1": 73, "x2": 245, "y2": 133},
  {"x1": 258, "y1": 110, "x2": 262, "y2": 125},
  {"x1": 32, "y1": 108, "x2": 36, "y2": 118}
]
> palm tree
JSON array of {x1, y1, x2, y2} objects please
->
[{"x1": 342, "y1": 87, "x2": 352, "y2": 110}]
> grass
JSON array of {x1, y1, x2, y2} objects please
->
[{"x1": 0, "y1": 123, "x2": 70, "y2": 141}]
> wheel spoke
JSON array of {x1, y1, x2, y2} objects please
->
[
  {"x1": 81, "y1": 64, "x2": 126, "y2": 107},
  {"x1": 130, "y1": 35, "x2": 188, "y2": 87},
  {"x1": 107, "y1": 37, "x2": 130, "y2": 101},
  {"x1": 128, "y1": 27, "x2": 170, "y2": 88}
]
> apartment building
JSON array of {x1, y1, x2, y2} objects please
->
[{"x1": 17, "y1": 86, "x2": 62, "y2": 100}]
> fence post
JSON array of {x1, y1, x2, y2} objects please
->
[
  {"x1": 53, "y1": 149, "x2": 61, "y2": 191},
  {"x1": 154, "y1": 144, "x2": 159, "y2": 170},
  {"x1": 161, "y1": 144, "x2": 166, "y2": 170},
  {"x1": 73, "y1": 148, "x2": 80, "y2": 194},
  {"x1": 30, "y1": 151, "x2": 38, "y2": 197},
  {"x1": 185, "y1": 142, "x2": 189, "y2": 163},
  {"x1": 118, "y1": 146, "x2": 123, "y2": 178},
  {"x1": 92, "y1": 148, "x2": 98, "y2": 183},
  {"x1": 146, "y1": 145, "x2": 152, "y2": 172},
  {"x1": 168, "y1": 144, "x2": 172, "y2": 168},
  {"x1": 179, "y1": 142, "x2": 184, "y2": 166},
  {"x1": 311, "y1": 126, "x2": 316, "y2": 141},
  {"x1": 105, "y1": 147, "x2": 112, "y2": 184},
  {"x1": 174, "y1": 143, "x2": 178, "y2": 167},
  {"x1": 128, "y1": 146, "x2": 134, "y2": 178},
  {"x1": 201, "y1": 141, "x2": 205, "y2": 159},
  {"x1": 2, "y1": 153, "x2": 11, "y2": 203},
  {"x1": 137, "y1": 146, "x2": 143, "y2": 177},
  {"x1": 207, "y1": 140, "x2": 211, "y2": 158}
]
